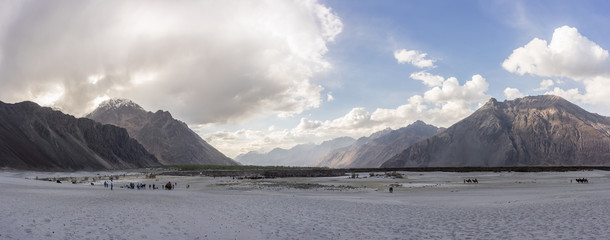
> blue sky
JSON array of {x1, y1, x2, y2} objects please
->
[
  {"x1": 205, "y1": 0, "x2": 610, "y2": 157},
  {"x1": 320, "y1": 0, "x2": 608, "y2": 104},
  {"x1": 1, "y1": 0, "x2": 609, "y2": 157}
]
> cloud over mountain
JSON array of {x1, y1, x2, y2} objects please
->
[
  {"x1": 503, "y1": 26, "x2": 610, "y2": 105},
  {"x1": 205, "y1": 73, "x2": 490, "y2": 157},
  {"x1": 504, "y1": 87, "x2": 524, "y2": 100},
  {"x1": 0, "y1": 0, "x2": 342, "y2": 124}
]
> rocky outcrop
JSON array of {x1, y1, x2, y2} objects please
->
[
  {"x1": 0, "y1": 101, "x2": 159, "y2": 170},
  {"x1": 86, "y1": 99, "x2": 237, "y2": 165},
  {"x1": 382, "y1": 95, "x2": 610, "y2": 167},
  {"x1": 316, "y1": 121, "x2": 441, "y2": 168},
  {"x1": 235, "y1": 137, "x2": 356, "y2": 166}
]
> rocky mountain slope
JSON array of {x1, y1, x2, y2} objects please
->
[
  {"x1": 0, "y1": 101, "x2": 159, "y2": 170},
  {"x1": 86, "y1": 99, "x2": 237, "y2": 166},
  {"x1": 235, "y1": 137, "x2": 355, "y2": 166},
  {"x1": 382, "y1": 95, "x2": 610, "y2": 167},
  {"x1": 316, "y1": 121, "x2": 441, "y2": 168}
]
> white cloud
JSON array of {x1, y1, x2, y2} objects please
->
[
  {"x1": 409, "y1": 71, "x2": 445, "y2": 87},
  {"x1": 326, "y1": 92, "x2": 335, "y2": 102},
  {"x1": 207, "y1": 74, "x2": 491, "y2": 157},
  {"x1": 503, "y1": 87, "x2": 524, "y2": 100},
  {"x1": 32, "y1": 84, "x2": 65, "y2": 107},
  {"x1": 394, "y1": 49, "x2": 436, "y2": 68},
  {"x1": 503, "y1": 26, "x2": 609, "y2": 79},
  {"x1": 299, "y1": 74, "x2": 489, "y2": 137},
  {"x1": 503, "y1": 26, "x2": 610, "y2": 105},
  {"x1": 0, "y1": 0, "x2": 342, "y2": 124},
  {"x1": 544, "y1": 87, "x2": 584, "y2": 103},
  {"x1": 422, "y1": 75, "x2": 489, "y2": 104},
  {"x1": 534, "y1": 79, "x2": 555, "y2": 91}
]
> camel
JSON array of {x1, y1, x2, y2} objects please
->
[{"x1": 575, "y1": 178, "x2": 589, "y2": 183}]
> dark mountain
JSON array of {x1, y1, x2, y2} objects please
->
[
  {"x1": 382, "y1": 95, "x2": 610, "y2": 167},
  {"x1": 235, "y1": 137, "x2": 355, "y2": 166},
  {"x1": 316, "y1": 121, "x2": 441, "y2": 168},
  {"x1": 86, "y1": 99, "x2": 237, "y2": 166},
  {"x1": 0, "y1": 101, "x2": 159, "y2": 170}
]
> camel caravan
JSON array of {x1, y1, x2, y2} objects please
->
[
  {"x1": 463, "y1": 178, "x2": 478, "y2": 184},
  {"x1": 574, "y1": 178, "x2": 589, "y2": 183}
]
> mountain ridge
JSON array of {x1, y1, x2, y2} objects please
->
[
  {"x1": 86, "y1": 99, "x2": 238, "y2": 166},
  {"x1": 0, "y1": 101, "x2": 160, "y2": 170},
  {"x1": 382, "y1": 95, "x2": 610, "y2": 167}
]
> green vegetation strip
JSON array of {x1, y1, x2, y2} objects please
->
[{"x1": 153, "y1": 164, "x2": 329, "y2": 171}]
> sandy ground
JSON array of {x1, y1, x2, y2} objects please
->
[{"x1": 1, "y1": 170, "x2": 610, "y2": 239}]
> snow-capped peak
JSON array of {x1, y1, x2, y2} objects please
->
[{"x1": 96, "y1": 98, "x2": 144, "y2": 111}]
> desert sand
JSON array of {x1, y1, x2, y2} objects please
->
[{"x1": 1, "y1": 170, "x2": 610, "y2": 239}]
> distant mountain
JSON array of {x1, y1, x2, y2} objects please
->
[
  {"x1": 316, "y1": 121, "x2": 441, "y2": 168},
  {"x1": 86, "y1": 99, "x2": 237, "y2": 166},
  {"x1": 0, "y1": 101, "x2": 159, "y2": 170},
  {"x1": 382, "y1": 95, "x2": 610, "y2": 167},
  {"x1": 235, "y1": 137, "x2": 356, "y2": 166}
]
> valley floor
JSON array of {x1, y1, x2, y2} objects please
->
[{"x1": 1, "y1": 170, "x2": 610, "y2": 239}]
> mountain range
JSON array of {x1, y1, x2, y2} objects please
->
[
  {"x1": 0, "y1": 101, "x2": 159, "y2": 170},
  {"x1": 235, "y1": 137, "x2": 356, "y2": 166},
  {"x1": 382, "y1": 95, "x2": 610, "y2": 167},
  {"x1": 236, "y1": 121, "x2": 441, "y2": 168},
  {"x1": 86, "y1": 99, "x2": 238, "y2": 166},
  {"x1": 2, "y1": 95, "x2": 607, "y2": 170},
  {"x1": 317, "y1": 121, "x2": 442, "y2": 168}
]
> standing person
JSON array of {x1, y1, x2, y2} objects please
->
[{"x1": 110, "y1": 180, "x2": 114, "y2": 191}]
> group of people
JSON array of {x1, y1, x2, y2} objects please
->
[
  {"x1": 103, "y1": 180, "x2": 114, "y2": 190},
  {"x1": 100, "y1": 180, "x2": 191, "y2": 190},
  {"x1": 120, "y1": 183, "x2": 163, "y2": 190},
  {"x1": 161, "y1": 182, "x2": 189, "y2": 190},
  {"x1": 124, "y1": 182, "x2": 151, "y2": 190}
]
